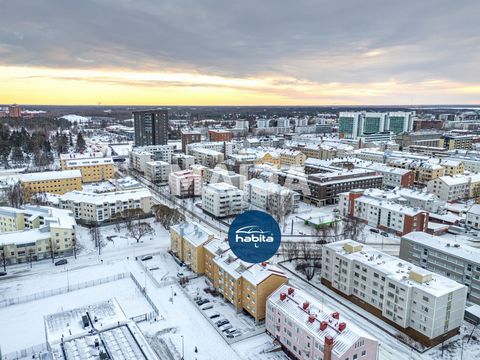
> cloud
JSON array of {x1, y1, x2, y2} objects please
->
[{"x1": 0, "y1": 0, "x2": 479, "y2": 104}]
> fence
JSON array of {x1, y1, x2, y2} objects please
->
[
  {"x1": 128, "y1": 272, "x2": 161, "y2": 317},
  {"x1": 1, "y1": 343, "x2": 47, "y2": 360},
  {"x1": 0, "y1": 273, "x2": 129, "y2": 308}
]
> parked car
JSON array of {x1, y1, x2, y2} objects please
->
[
  {"x1": 221, "y1": 325, "x2": 233, "y2": 332},
  {"x1": 369, "y1": 228, "x2": 379, "y2": 233},
  {"x1": 227, "y1": 331, "x2": 241, "y2": 339},
  {"x1": 225, "y1": 327, "x2": 237, "y2": 334},
  {"x1": 201, "y1": 304, "x2": 213, "y2": 311},
  {"x1": 380, "y1": 231, "x2": 389, "y2": 237},
  {"x1": 54, "y1": 259, "x2": 68, "y2": 266},
  {"x1": 141, "y1": 255, "x2": 153, "y2": 261},
  {"x1": 196, "y1": 299, "x2": 207, "y2": 306},
  {"x1": 177, "y1": 272, "x2": 185, "y2": 277},
  {"x1": 0, "y1": 271, "x2": 7, "y2": 277},
  {"x1": 209, "y1": 312, "x2": 220, "y2": 319},
  {"x1": 215, "y1": 319, "x2": 229, "y2": 327}
]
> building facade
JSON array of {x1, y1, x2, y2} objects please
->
[
  {"x1": 145, "y1": 160, "x2": 170, "y2": 183},
  {"x1": 20, "y1": 170, "x2": 83, "y2": 201},
  {"x1": 321, "y1": 240, "x2": 467, "y2": 345},
  {"x1": 133, "y1": 109, "x2": 169, "y2": 146},
  {"x1": 267, "y1": 285, "x2": 379, "y2": 360},
  {"x1": 169, "y1": 170, "x2": 202, "y2": 198},
  {"x1": 62, "y1": 157, "x2": 115, "y2": 183},
  {"x1": 202, "y1": 182, "x2": 243, "y2": 217}
]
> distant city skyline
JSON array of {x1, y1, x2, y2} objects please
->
[{"x1": 1, "y1": 1, "x2": 479, "y2": 105}]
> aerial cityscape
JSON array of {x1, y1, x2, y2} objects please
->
[{"x1": 1, "y1": 1, "x2": 480, "y2": 360}]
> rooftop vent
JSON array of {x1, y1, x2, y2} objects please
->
[
  {"x1": 331, "y1": 312, "x2": 340, "y2": 320},
  {"x1": 280, "y1": 293, "x2": 287, "y2": 301}
]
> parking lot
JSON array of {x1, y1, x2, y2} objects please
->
[{"x1": 183, "y1": 277, "x2": 263, "y2": 342}]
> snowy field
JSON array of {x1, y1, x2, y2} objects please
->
[{"x1": 0, "y1": 278, "x2": 153, "y2": 353}]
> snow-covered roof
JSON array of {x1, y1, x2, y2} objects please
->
[
  {"x1": 60, "y1": 152, "x2": 104, "y2": 161},
  {"x1": 204, "y1": 182, "x2": 241, "y2": 193},
  {"x1": 326, "y1": 240, "x2": 465, "y2": 296},
  {"x1": 171, "y1": 222, "x2": 213, "y2": 247},
  {"x1": 20, "y1": 170, "x2": 82, "y2": 182},
  {"x1": 467, "y1": 204, "x2": 480, "y2": 216},
  {"x1": 355, "y1": 196, "x2": 426, "y2": 216},
  {"x1": 191, "y1": 147, "x2": 223, "y2": 156},
  {"x1": 437, "y1": 175, "x2": 470, "y2": 186},
  {"x1": 65, "y1": 157, "x2": 114, "y2": 167},
  {"x1": 59, "y1": 188, "x2": 151, "y2": 205},
  {"x1": 269, "y1": 285, "x2": 376, "y2": 357},
  {"x1": 402, "y1": 232, "x2": 480, "y2": 265}
]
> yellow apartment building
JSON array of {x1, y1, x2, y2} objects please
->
[
  {"x1": 202, "y1": 237, "x2": 288, "y2": 323},
  {"x1": 255, "y1": 152, "x2": 281, "y2": 168},
  {"x1": 20, "y1": 170, "x2": 83, "y2": 201},
  {"x1": 278, "y1": 149, "x2": 307, "y2": 167},
  {"x1": 62, "y1": 157, "x2": 115, "y2": 183},
  {"x1": 440, "y1": 159, "x2": 465, "y2": 176},
  {"x1": 0, "y1": 205, "x2": 76, "y2": 264},
  {"x1": 170, "y1": 222, "x2": 214, "y2": 274}
]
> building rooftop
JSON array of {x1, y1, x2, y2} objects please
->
[
  {"x1": 171, "y1": 222, "x2": 213, "y2": 247},
  {"x1": 65, "y1": 157, "x2": 114, "y2": 167},
  {"x1": 403, "y1": 231, "x2": 480, "y2": 264},
  {"x1": 269, "y1": 285, "x2": 375, "y2": 357},
  {"x1": 60, "y1": 188, "x2": 151, "y2": 205},
  {"x1": 326, "y1": 240, "x2": 465, "y2": 296},
  {"x1": 20, "y1": 170, "x2": 82, "y2": 182}
]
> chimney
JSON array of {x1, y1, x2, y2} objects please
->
[
  {"x1": 331, "y1": 312, "x2": 339, "y2": 320},
  {"x1": 338, "y1": 322, "x2": 346, "y2": 332},
  {"x1": 287, "y1": 287, "x2": 294, "y2": 295},
  {"x1": 320, "y1": 321, "x2": 328, "y2": 331},
  {"x1": 280, "y1": 293, "x2": 287, "y2": 301},
  {"x1": 308, "y1": 314, "x2": 315, "y2": 323},
  {"x1": 303, "y1": 301, "x2": 309, "y2": 310},
  {"x1": 324, "y1": 336, "x2": 334, "y2": 360}
]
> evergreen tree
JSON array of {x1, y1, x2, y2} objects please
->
[{"x1": 76, "y1": 132, "x2": 87, "y2": 152}]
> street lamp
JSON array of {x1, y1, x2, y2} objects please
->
[{"x1": 181, "y1": 335, "x2": 184, "y2": 360}]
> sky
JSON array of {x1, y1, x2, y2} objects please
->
[{"x1": 0, "y1": 0, "x2": 479, "y2": 106}]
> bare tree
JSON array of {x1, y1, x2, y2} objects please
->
[
  {"x1": 7, "y1": 181, "x2": 24, "y2": 208},
  {"x1": 154, "y1": 204, "x2": 185, "y2": 230},
  {"x1": 267, "y1": 190, "x2": 294, "y2": 231},
  {"x1": 281, "y1": 241, "x2": 301, "y2": 262},
  {"x1": 343, "y1": 216, "x2": 365, "y2": 242},
  {"x1": 127, "y1": 220, "x2": 154, "y2": 243},
  {"x1": 296, "y1": 241, "x2": 323, "y2": 281}
]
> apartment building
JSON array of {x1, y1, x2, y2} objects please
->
[
  {"x1": 243, "y1": 178, "x2": 300, "y2": 211},
  {"x1": 133, "y1": 109, "x2": 168, "y2": 146},
  {"x1": 172, "y1": 153, "x2": 195, "y2": 170},
  {"x1": 255, "y1": 151, "x2": 281, "y2": 168},
  {"x1": 20, "y1": 170, "x2": 82, "y2": 200},
  {"x1": 170, "y1": 222, "x2": 214, "y2": 274},
  {"x1": 190, "y1": 147, "x2": 225, "y2": 168},
  {"x1": 59, "y1": 152, "x2": 104, "y2": 169},
  {"x1": 292, "y1": 143, "x2": 337, "y2": 160},
  {"x1": 356, "y1": 162, "x2": 414, "y2": 188},
  {"x1": 57, "y1": 188, "x2": 152, "y2": 224},
  {"x1": 0, "y1": 205, "x2": 76, "y2": 264},
  {"x1": 266, "y1": 285, "x2": 379, "y2": 360},
  {"x1": 202, "y1": 182, "x2": 243, "y2": 218},
  {"x1": 400, "y1": 232, "x2": 480, "y2": 304},
  {"x1": 62, "y1": 157, "x2": 115, "y2": 183},
  {"x1": 388, "y1": 159, "x2": 445, "y2": 184},
  {"x1": 278, "y1": 149, "x2": 307, "y2": 167},
  {"x1": 145, "y1": 160, "x2": 170, "y2": 183},
  {"x1": 208, "y1": 129, "x2": 233, "y2": 142},
  {"x1": 205, "y1": 167, "x2": 246, "y2": 189},
  {"x1": 204, "y1": 238, "x2": 288, "y2": 322},
  {"x1": 169, "y1": 170, "x2": 202, "y2": 198},
  {"x1": 395, "y1": 131, "x2": 444, "y2": 151},
  {"x1": 466, "y1": 205, "x2": 480, "y2": 230},
  {"x1": 338, "y1": 190, "x2": 429, "y2": 236},
  {"x1": 439, "y1": 159, "x2": 464, "y2": 176},
  {"x1": 181, "y1": 130, "x2": 201, "y2": 153},
  {"x1": 427, "y1": 175, "x2": 471, "y2": 201},
  {"x1": 129, "y1": 145, "x2": 175, "y2": 173},
  {"x1": 443, "y1": 134, "x2": 474, "y2": 150},
  {"x1": 321, "y1": 240, "x2": 467, "y2": 345}
]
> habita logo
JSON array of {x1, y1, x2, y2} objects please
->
[{"x1": 228, "y1": 210, "x2": 281, "y2": 263}]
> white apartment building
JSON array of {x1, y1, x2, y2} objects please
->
[
  {"x1": 267, "y1": 285, "x2": 379, "y2": 360},
  {"x1": 145, "y1": 160, "x2": 170, "y2": 183},
  {"x1": 243, "y1": 178, "x2": 299, "y2": 211},
  {"x1": 466, "y1": 204, "x2": 480, "y2": 230},
  {"x1": 206, "y1": 167, "x2": 246, "y2": 189},
  {"x1": 58, "y1": 188, "x2": 152, "y2": 224},
  {"x1": 172, "y1": 153, "x2": 195, "y2": 170},
  {"x1": 129, "y1": 145, "x2": 174, "y2": 173},
  {"x1": 169, "y1": 170, "x2": 202, "y2": 198},
  {"x1": 427, "y1": 175, "x2": 471, "y2": 201},
  {"x1": 202, "y1": 182, "x2": 243, "y2": 218},
  {"x1": 190, "y1": 147, "x2": 225, "y2": 168},
  {"x1": 321, "y1": 240, "x2": 467, "y2": 342}
]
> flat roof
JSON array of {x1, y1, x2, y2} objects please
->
[{"x1": 20, "y1": 170, "x2": 82, "y2": 182}]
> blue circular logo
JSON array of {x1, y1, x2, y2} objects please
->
[{"x1": 228, "y1": 210, "x2": 281, "y2": 263}]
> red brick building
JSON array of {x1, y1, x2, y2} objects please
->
[{"x1": 208, "y1": 129, "x2": 232, "y2": 142}]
